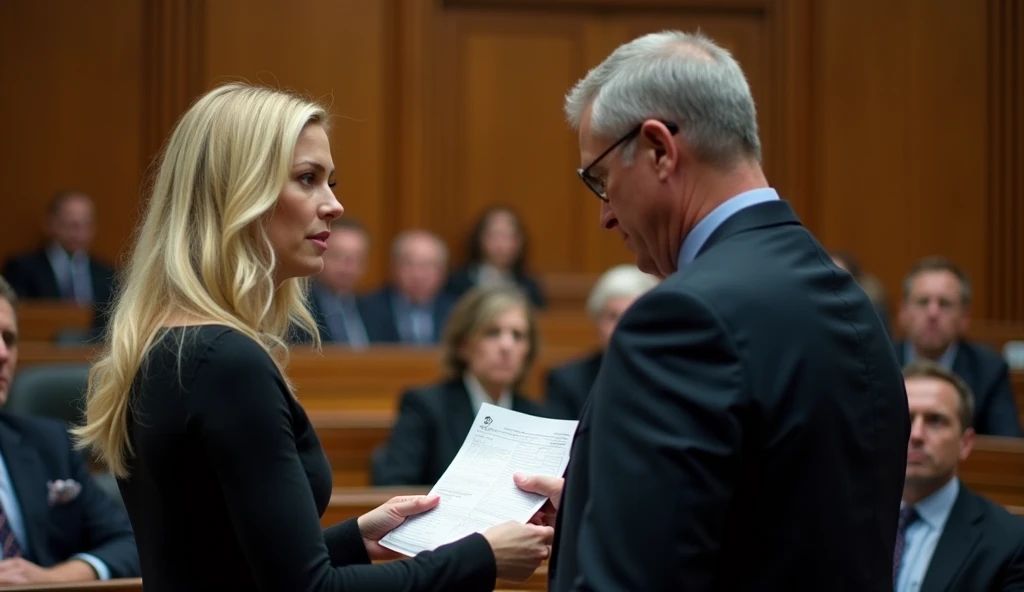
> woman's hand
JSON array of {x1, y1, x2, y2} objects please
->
[{"x1": 357, "y1": 495, "x2": 440, "y2": 560}]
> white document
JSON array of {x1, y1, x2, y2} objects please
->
[{"x1": 379, "y1": 403, "x2": 578, "y2": 556}]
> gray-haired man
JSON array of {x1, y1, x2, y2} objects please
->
[{"x1": 516, "y1": 30, "x2": 908, "y2": 591}]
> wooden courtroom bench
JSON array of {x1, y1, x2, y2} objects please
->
[
  {"x1": 15, "y1": 342, "x2": 593, "y2": 410},
  {"x1": 0, "y1": 580, "x2": 142, "y2": 591},
  {"x1": 959, "y1": 436, "x2": 1024, "y2": 508},
  {"x1": 15, "y1": 301, "x2": 93, "y2": 342}
]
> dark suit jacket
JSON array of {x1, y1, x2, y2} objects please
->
[
  {"x1": 894, "y1": 340, "x2": 1022, "y2": 437},
  {"x1": 0, "y1": 412, "x2": 138, "y2": 577},
  {"x1": 544, "y1": 351, "x2": 602, "y2": 420},
  {"x1": 920, "y1": 484, "x2": 1024, "y2": 591},
  {"x1": 2, "y1": 249, "x2": 116, "y2": 340},
  {"x1": 301, "y1": 285, "x2": 372, "y2": 345},
  {"x1": 446, "y1": 267, "x2": 547, "y2": 309},
  {"x1": 550, "y1": 200, "x2": 910, "y2": 591},
  {"x1": 360, "y1": 286, "x2": 454, "y2": 344},
  {"x1": 372, "y1": 379, "x2": 546, "y2": 486}
]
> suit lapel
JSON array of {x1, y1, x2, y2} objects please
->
[
  {"x1": 951, "y1": 345, "x2": 977, "y2": 392},
  {"x1": 445, "y1": 382, "x2": 477, "y2": 451},
  {"x1": 0, "y1": 424, "x2": 48, "y2": 562},
  {"x1": 921, "y1": 488, "x2": 984, "y2": 592}
]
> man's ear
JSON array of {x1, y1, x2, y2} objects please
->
[{"x1": 639, "y1": 120, "x2": 680, "y2": 180}]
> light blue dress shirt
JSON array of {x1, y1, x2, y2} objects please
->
[
  {"x1": 896, "y1": 477, "x2": 960, "y2": 592},
  {"x1": 677, "y1": 188, "x2": 781, "y2": 267},
  {"x1": 45, "y1": 243, "x2": 93, "y2": 305},
  {"x1": 904, "y1": 342, "x2": 960, "y2": 371},
  {"x1": 0, "y1": 450, "x2": 110, "y2": 579}
]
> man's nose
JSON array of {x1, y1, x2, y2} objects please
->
[
  {"x1": 909, "y1": 415, "x2": 926, "y2": 440},
  {"x1": 0, "y1": 339, "x2": 9, "y2": 364}
]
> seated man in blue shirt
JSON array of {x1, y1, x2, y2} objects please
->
[
  {"x1": 0, "y1": 276, "x2": 139, "y2": 584},
  {"x1": 895, "y1": 360, "x2": 1024, "y2": 592}
]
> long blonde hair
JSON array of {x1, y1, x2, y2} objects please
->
[{"x1": 72, "y1": 83, "x2": 329, "y2": 477}]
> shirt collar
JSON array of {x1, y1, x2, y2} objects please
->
[
  {"x1": 905, "y1": 341, "x2": 960, "y2": 371},
  {"x1": 463, "y1": 373, "x2": 512, "y2": 414},
  {"x1": 903, "y1": 477, "x2": 960, "y2": 530},
  {"x1": 677, "y1": 187, "x2": 780, "y2": 267}
]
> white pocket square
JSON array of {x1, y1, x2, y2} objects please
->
[{"x1": 46, "y1": 479, "x2": 82, "y2": 506}]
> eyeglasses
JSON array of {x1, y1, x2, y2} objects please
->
[{"x1": 577, "y1": 120, "x2": 680, "y2": 201}]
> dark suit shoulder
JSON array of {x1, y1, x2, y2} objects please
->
[
  {"x1": 0, "y1": 411, "x2": 70, "y2": 449},
  {"x1": 970, "y1": 488, "x2": 1024, "y2": 537},
  {"x1": 511, "y1": 393, "x2": 546, "y2": 416}
]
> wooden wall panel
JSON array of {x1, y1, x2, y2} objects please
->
[
  {"x1": 201, "y1": 0, "x2": 394, "y2": 289},
  {"x1": 987, "y1": 0, "x2": 1024, "y2": 321},
  {"x1": 0, "y1": 0, "x2": 1018, "y2": 322},
  {"x1": 407, "y1": 1, "x2": 783, "y2": 276},
  {"x1": 813, "y1": 0, "x2": 992, "y2": 317},
  {"x1": 0, "y1": 1, "x2": 145, "y2": 268}
]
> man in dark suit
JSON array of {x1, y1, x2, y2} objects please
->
[
  {"x1": 0, "y1": 276, "x2": 138, "y2": 584},
  {"x1": 544, "y1": 264, "x2": 657, "y2": 420},
  {"x1": 304, "y1": 218, "x2": 372, "y2": 347},
  {"x1": 2, "y1": 191, "x2": 116, "y2": 341},
  {"x1": 516, "y1": 30, "x2": 909, "y2": 591},
  {"x1": 362, "y1": 230, "x2": 454, "y2": 345},
  {"x1": 895, "y1": 360, "x2": 1024, "y2": 591},
  {"x1": 895, "y1": 256, "x2": 1022, "y2": 437}
]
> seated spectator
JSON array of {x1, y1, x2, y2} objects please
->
[
  {"x1": 371, "y1": 285, "x2": 545, "y2": 486},
  {"x1": 446, "y1": 206, "x2": 546, "y2": 308},
  {"x1": 895, "y1": 360, "x2": 1024, "y2": 591},
  {"x1": 830, "y1": 250, "x2": 891, "y2": 334},
  {"x1": 0, "y1": 276, "x2": 139, "y2": 584},
  {"x1": 362, "y1": 230, "x2": 453, "y2": 345},
  {"x1": 2, "y1": 191, "x2": 116, "y2": 340},
  {"x1": 303, "y1": 218, "x2": 372, "y2": 347},
  {"x1": 895, "y1": 256, "x2": 1022, "y2": 437},
  {"x1": 544, "y1": 265, "x2": 658, "y2": 420}
]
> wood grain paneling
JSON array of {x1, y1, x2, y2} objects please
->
[
  {"x1": 0, "y1": 0, "x2": 1018, "y2": 323},
  {"x1": 406, "y1": 0, "x2": 784, "y2": 276},
  {"x1": 202, "y1": 0, "x2": 395, "y2": 289},
  {"x1": 987, "y1": 0, "x2": 1024, "y2": 321},
  {"x1": 814, "y1": 0, "x2": 992, "y2": 317},
  {"x1": 0, "y1": 1, "x2": 145, "y2": 268}
]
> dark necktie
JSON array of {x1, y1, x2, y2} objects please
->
[
  {"x1": 0, "y1": 498, "x2": 23, "y2": 559},
  {"x1": 893, "y1": 506, "x2": 919, "y2": 586}
]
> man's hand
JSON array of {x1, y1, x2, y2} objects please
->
[
  {"x1": 514, "y1": 473, "x2": 564, "y2": 527},
  {"x1": 357, "y1": 495, "x2": 440, "y2": 560},
  {"x1": 0, "y1": 558, "x2": 96, "y2": 585}
]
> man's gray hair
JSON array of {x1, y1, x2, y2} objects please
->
[
  {"x1": 565, "y1": 30, "x2": 761, "y2": 168},
  {"x1": 586, "y1": 264, "x2": 659, "y2": 318},
  {"x1": 391, "y1": 229, "x2": 450, "y2": 266}
]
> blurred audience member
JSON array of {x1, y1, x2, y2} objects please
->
[
  {"x1": 305, "y1": 218, "x2": 371, "y2": 347},
  {"x1": 372, "y1": 285, "x2": 545, "y2": 486},
  {"x1": 362, "y1": 230, "x2": 453, "y2": 345},
  {"x1": 895, "y1": 256, "x2": 1022, "y2": 437},
  {"x1": 447, "y1": 206, "x2": 546, "y2": 309},
  {"x1": 2, "y1": 191, "x2": 116, "y2": 341},
  {"x1": 0, "y1": 276, "x2": 138, "y2": 584},
  {"x1": 3, "y1": 191, "x2": 114, "y2": 307},
  {"x1": 830, "y1": 250, "x2": 891, "y2": 334},
  {"x1": 895, "y1": 360, "x2": 1024, "y2": 591},
  {"x1": 544, "y1": 265, "x2": 658, "y2": 420}
]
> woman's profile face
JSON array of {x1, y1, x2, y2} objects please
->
[
  {"x1": 268, "y1": 123, "x2": 343, "y2": 283},
  {"x1": 461, "y1": 304, "x2": 531, "y2": 390},
  {"x1": 480, "y1": 210, "x2": 522, "y2": 269}
]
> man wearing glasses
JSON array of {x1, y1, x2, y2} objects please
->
[{"x1": 515, "y1": 30, "x2": 909, "y2": 591}]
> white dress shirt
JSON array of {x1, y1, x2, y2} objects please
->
[{"x1": 463, "y1": 373, "x2": 512, "y2": 414}]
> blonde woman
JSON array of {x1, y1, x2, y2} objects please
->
[
  {"x1": 71, "y1": 83, "x2": 551, "y2": 591},
  {"x1": 372, "y1": 285, "x2": 546, "y2": 486}
]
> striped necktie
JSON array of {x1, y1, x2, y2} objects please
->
[
  {"x1": 893, "y1": 506, "x2": 919, "y2": 586},
  {"x1": 0, "y1": 498, "x2": 23, "y2": 558}
]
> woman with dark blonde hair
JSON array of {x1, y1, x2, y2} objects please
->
[
  {"x1": 71, "y1": 83, "x2": 551, "y2": 591},
  {"x1": 373, "y1": 284, "x2": 546, "y2": 486}
]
